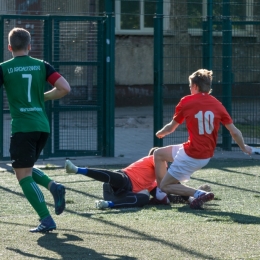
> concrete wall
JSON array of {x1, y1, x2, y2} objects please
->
[
  {"x1": 1, "y1": 0, "x2": 260, "y2": 107},
  {"x1": 115, "y1": 36, "x2": 154, "y2": 85}
]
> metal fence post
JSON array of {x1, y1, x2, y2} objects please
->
[
  {"x1": 53, "y1": 19, "x2": 61, "y2": 155},
  {"x1": 0, "y1": 16, "x2": 3, "y2": 159},
  {"x1": 104, "y1": 0, "x2": 115, "y2": 156},
  {"x1": 222, "y1": 0, "x2": 232, "y2": 150},
  {"x1": 43, "y1": 15, "x2": 52, "y2": 159},
  {"x1": 153, "y1": 0, "x2": 163, "y2": 147},
  {"x1": 203, "y1": 0, "x2": 213, "y2": 70}
]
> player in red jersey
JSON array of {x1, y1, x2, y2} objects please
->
[{"x1": 154, "y1": 69, "x2": 252, "y2": 209}]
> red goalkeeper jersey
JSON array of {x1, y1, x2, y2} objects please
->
[
  {"x1": 174, "y1": 93, "x2": 233, "y2": 159},
  {"x1": 123, "y1": 155, "x2": 157, "y2": 193}
]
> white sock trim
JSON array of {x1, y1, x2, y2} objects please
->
[{"x1": 193, "y1": 190, "x2": 206, "y2": 199}]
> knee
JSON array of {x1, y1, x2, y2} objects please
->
[
  {"x1": 154, "y1": 149, "x2": 164, "y2": 161},
  {"x1": 160, "y1": 183, "x2": 169, "y2": 194}
]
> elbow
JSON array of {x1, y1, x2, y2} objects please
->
[
  {"x1": 62, "y1": 85, "x2": 71, "y2": 96},
  {"x1": 231, "y1": 132, "x2": 239, "y2": 139},
  {"x1": 57, "y1": 87, "x2": 70, "y2": 99},
  {"x1": 230, "y1": 129, "x2": 241, "y2": 139},
  {"x1": 231, "y1": 132, "x2": 244, "y2": 145},
  {"x1": 65, "y1": 83, "x2": 71, "y2": 94},
  {"x1": 154, "y1": 148, "x2": 168, "y2": 161},
  {"x1": 66, "y1": 87, "x2": 71, "y2": 94},
  {"x1": 153, "y1": 149, "x2": 162, "y2": 162}
]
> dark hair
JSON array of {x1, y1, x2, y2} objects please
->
[
  {"x1": 8, "y1": 27, "x2": 31, "y2": 52},
  {"x1": 189, "y1": 69, "x2": 213, "y2": 93},
  {"x1": 148, "y1": 147, "x2": 159, "y2": 156}
]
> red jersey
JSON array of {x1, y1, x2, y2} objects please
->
[
  {"x1": 173, "y1": 93, "x2": 232, "y2": 159},
  {"x1": 122, "y1": 155, "x2": 157, "y2": 193}
]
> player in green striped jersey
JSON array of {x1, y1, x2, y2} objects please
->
[{"x1": 0, "y1": 27, "x2": 71, "y2": 233}]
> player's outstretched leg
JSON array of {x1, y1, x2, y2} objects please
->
[
  {"x1": 65, "y1": 160, "x2": 78, "y2": 174},
  {"x1": 95, "y1": 200, "x2": 111, "y2": 209},
  {"x1": 50, "y1": 182, "x2": 66, "y2": 215},
  {"x1": 30, "y1": 215, "x2": 56, "y2": 233},
  {"x1": 96, "y1": 190, "x2": 150, "y2": 209}
]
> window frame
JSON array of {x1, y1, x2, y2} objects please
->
[
  {"x1": 115, "y1": 0, "x2": 170, "y2": 35},
  {"x1": 188, "y1": 0, "x2": 254, "y2": 37}
]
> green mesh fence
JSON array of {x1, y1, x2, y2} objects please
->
[
  {"x1": 49, "y1": 17, "x2": 105, "y2": 157},
  {"x1": 1, "y1": 1, "x2": 260, "y2": 159},
  {"x1": 160, "y1": 0, "x2": 260, "y2": 151},
  {"x1": 0, "y1": 15, "x2": 106, "y2": 159},
  {"x1": 1, "y1": 16, "x2": 48, "y2": 158}
]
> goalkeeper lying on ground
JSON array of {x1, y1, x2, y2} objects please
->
[{"x1": 65, "y1": 147, "x2": 210, "y2": 209}]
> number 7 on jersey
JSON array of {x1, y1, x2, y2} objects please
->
[{"x1": 22, "y1": 74, "x2": 32, "y2": 102}]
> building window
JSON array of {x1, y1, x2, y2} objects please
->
[
  {"x1": 115, "y1": 0, "x2": 171, "y2": 35},
  {"x1": 188, "y1": 0, "x2": 254, "y2": 36},
  {"x1": 115, "y1": 0, "x2": 156, "y2": 34}
]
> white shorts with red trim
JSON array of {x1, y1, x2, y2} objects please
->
[{"x1": 168, "y1": 144, "x2": 210, "y2": 182}]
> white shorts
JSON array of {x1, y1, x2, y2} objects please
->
[{"x1": 168, "y1": 144, "x2": 210, "y2": 182}]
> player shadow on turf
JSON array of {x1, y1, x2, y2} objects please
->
[
  {"x1": 7, "y1": 233, "x2": 138, "y2": 260},
  {"x1": 62, "y1": 184, "x2": 104, "y2": 201},
  {"x1": 192, "y1": 177, "x2": 260, "y2": 196},
  {"x1": 58, "y1": 214, "x2": 220, "y2": 260},
  {"x1": 79, "y1": 203, "x2": 173, "y2": 218},
  {"x1": 38, "y1": 233, "x2": 138, "y2": 259},
  {"x1": 177, "y1": 206, "x2": 260, "y2": 224},
  {"x1": 206, "y1": 159, "x2": 260, "y2": 168}
]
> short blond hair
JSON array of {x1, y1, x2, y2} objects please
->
[{"x1": 189, "y1": 69, "x2": 213, "y2": 93}]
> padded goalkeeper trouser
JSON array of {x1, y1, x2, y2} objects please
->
[
  {"x1": 86, "y1": 168, "x2": 132, "y2": 196},
  {"x1": 103, "y1": 183, "x2": 149, "y2": 208}
]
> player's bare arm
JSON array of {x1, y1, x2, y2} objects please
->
[
  {"x1": 44, "y1": 76, "x2": 71, "y2": 101},
  {"x1": 156, "y1": 120, "x2": 179, "y2": 138},
  {"x1": 225, "y1": 123, "x2": 251, "y2": 154}
]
